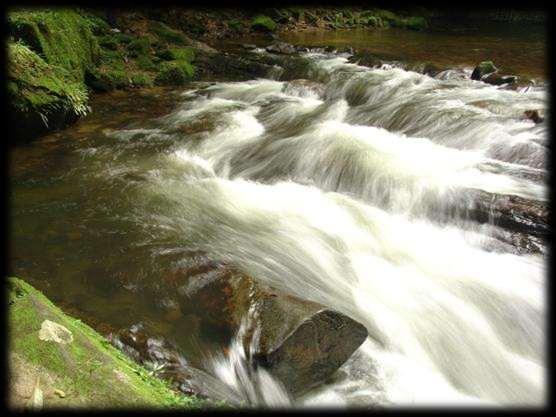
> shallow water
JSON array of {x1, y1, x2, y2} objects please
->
[{"x1": 9, "y1": 33, "x2": 547, "y2": 408}]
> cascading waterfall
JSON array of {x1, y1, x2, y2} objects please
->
[{"x1": 99, "y1": 50, "x2": 546, "y2": 407}]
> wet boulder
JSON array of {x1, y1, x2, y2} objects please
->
[
  {"x1": 463, "y1": 189, "x2": 548, "y2": 238},
  {"x1": 249, "y1": 291, "x2": 368, "y2": 396},
  {"x1": 524, "y1": 110, "x2": 544, "y2": 124},
  {"x1": 162, "y1": 254, "x2": 368, "y2": 397},
  {"x1": 190, "y1": 269, "x2": 368, "y2": 396},
  {"x1": 483, "y1": 73, "x2": 518, "y2": 86},
  {"x1": 471, "y1": 60, "x2": 498, "y2": 80},
  {"x1": 266, "y1": 42, "x2": 297, "y2": 55}
]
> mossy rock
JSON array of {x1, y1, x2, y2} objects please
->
[
  {"x1": 157, "y1": 47, "x2": 195, "y2": 62},
  {"x1": 149, "y1": 20, "x2": 188, "y2": 45},
  {"x1": 7, "y1": 41, "x2": 89, "y2": 142},
  {"x1": 154, "y1": 60, "x2": 195, "y2": 86},
  {"x1": 130, "y1": 73, "x2": 154, "y2": 88},
  {"x1": 471, "y1": 60, "x2": 498, "y2": 80},
  {"x1": 127, "y1": 38, "x2": 151, "y2": 57},
  {"x1": 7, "y1": 277, "x2": 211, "y2": 409},
  {"x1": 85, "y1": 67, "x2": 131, "y2": 92},
  {"x1": 7, "y1": 8, "x2": 100, "y2": 82},
  {"x1": 251, "y1": 15, "x2": 277, "y2": 32}
]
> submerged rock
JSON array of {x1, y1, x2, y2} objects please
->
[
  {"x1": 241, "y1": 43, "x2": 257, "y2": 50},
  {"x1": 471, "y1": 60, "x2": 498, "y2": 80}
]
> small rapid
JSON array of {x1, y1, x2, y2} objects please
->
[{"x1": 14, "y1": 48, "x2": 546, "y2": 408}]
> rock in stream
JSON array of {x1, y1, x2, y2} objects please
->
[{"x1": 111, "y1": 256, "x2": 368, "y2": 400}]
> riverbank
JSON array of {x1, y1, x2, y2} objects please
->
[
  {"x1": 7, "y1": 7, "x2": 544, "y2": 143},
  {"x1": 7, "y1": 277, "x2": 220, "y2": 409}
]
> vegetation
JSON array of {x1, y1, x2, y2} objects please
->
[
  {"x1": 251, "y1": 15, "x2": 277, "y2": 32},
  {"x1": 8, "y1": 277, "x2": 211, "y2": 409},
  {"x1": 7, "y1": 6, "x2": 430, "y2": 142},
  {"x1": 155, "y1": 60, "x2": 195, "y2": 85}
]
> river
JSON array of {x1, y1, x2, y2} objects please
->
[{"x1": 9, "y1": 25, "x2": 547, "y2": 408}]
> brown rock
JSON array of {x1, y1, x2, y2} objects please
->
[{"x1": 524, "y1": 110, "x2": 544, "y2": 124}]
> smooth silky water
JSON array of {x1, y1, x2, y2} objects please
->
[{"x1": 9, "y1": 27, "x2": 547, "y2": 408}]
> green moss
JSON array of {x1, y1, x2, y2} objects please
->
[
  {"x1": 154, "y1": 60, "x2": 195, "y2": 85},
  {"x1": 98, "y1": 35, "x2": 119, "y2": 51},
  {"x1": 7, "y1": 41, "x2": 89, "y2": 124},
  {"x1": 80, "y1": 12, "x2": 111, "y2": 36},
  {"x1": 130, "y1": 72, "x2": 153, "y2": 88},
  {"x1": 136, "y1": 55, "x2": 158, "y2": 71},
  {"x1": 149, "y1": 20, "x2": 188, "y2": 45},
  {"x1": 157, "y1": 47, "x2": 195, "y2": 62},
  {"x1": 477, "y1": 61, "x2": 497, "y2": 74},
  {"x1": 115, "y1": 33, "x2": 134, "y2": 44},
  {"x1": 127, "y1": 38, "x2": 151, "y2": 57},
  {"x1": 85, "y1": 67, "x2": 130, "y2": 92},
  {"x1": 228, "y1": 20, "x2": 244, "y2": 32},
  {"x1": 8, "y1": 8, "x2": 100, "y2": 82},
  {"x1": 251, "y1": 15, "x2": 277, "y2": 32},
  {"x1": 8, "y1": 277, "x2": 210, "y2": 409},
  {"x1": 99, "y1": 49, "x2": 125, "y2": 71}
]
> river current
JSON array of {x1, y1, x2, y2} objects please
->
[{"x1": 10, "y1": 47, "x2": 547, "y2": 407}]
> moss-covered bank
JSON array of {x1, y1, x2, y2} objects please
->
[
  {"x1": 7, "y1": 277, "x2": 213, "y2": 410},
  {"x1": 147, "y1": 6, "x2": 429, "y2": 40},
  {"x1": 7, "y1": 6, "x2": 429, "y2": 142},
  {"x1": 7, "y1": 8, "x2": 198, "y2": 142}
]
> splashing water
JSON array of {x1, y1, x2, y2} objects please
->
[
  {"x1": 28, "y1": 49, "x2": 546, "y2": 407},
  {"x1": 206, "y1": 303, "x2": 292, "y2": 408}
]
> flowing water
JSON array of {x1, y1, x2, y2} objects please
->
[{"x1": 9, "y1": 33, "x2": 548, "y2": 408}]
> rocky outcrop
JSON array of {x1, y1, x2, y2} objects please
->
[
  {"x1": 112, "y1": 256, "x2": 368, "y2": 399},
  {"x1": 193, "y1": 51, "x2": 276, "y2": 81}
]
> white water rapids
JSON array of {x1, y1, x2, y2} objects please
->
[{"x1": 100, "y1": 51, "x2": 547, "y2": 407}]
